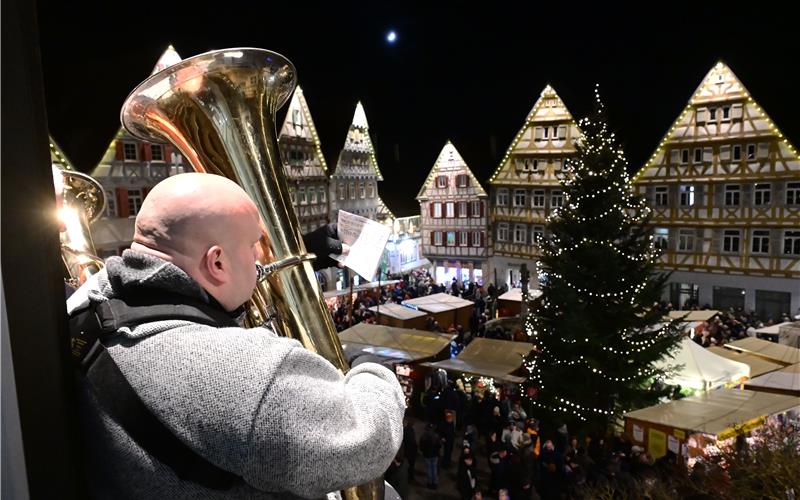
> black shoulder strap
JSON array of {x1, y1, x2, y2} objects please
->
[{"x1": 70, "y1": 291, "x2": 240, "y2": 490}]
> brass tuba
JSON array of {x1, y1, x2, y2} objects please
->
[
  {"x1": 53, "y1": 166, "x2": 106, "y2": 287},
  {"x1": 120, "y1": 48, "x2": 383, "y2": 499}
]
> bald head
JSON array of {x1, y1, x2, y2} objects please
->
[
  {"x1": 131, "y1": 173, "x2": 264, "y2": 310},
  {"x1": 133, "y1": 173, "x2": 253, "y2": 257}
]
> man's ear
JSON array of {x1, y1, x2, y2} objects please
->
[{"x1": 203, "y1": 245, "x2": 226, "y2": 285}]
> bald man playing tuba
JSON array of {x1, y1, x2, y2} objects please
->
[{"x1": 68, "y1": 173, "x2": 405, "y2": 499}]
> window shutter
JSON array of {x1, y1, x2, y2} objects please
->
[
  {"x1": 481, "y1": 231, "x2": 485, "y2": 247},
  {"x1": 557, "y1": 125, "x2": 566, "y2": 140},
  {"x1": 430, "y1": 232, "x2": 435, "y2": 246},
  {"x1": 703, "y1": 147, "x2": 713, "y2": 162},
  {"x1": 116, "y1": 188, "x2": 129, "y2": 218},
  {"x1": 464, "y1": 175, "x2": 470, "y2": 187},
  {"x1": 731, "y1": 104, "x2": 743, "y2": 119},
  {"x1": 163, "y1": 144, "x2": 173, "y2": 163},
  {"x1": 454, "y1": 202, "x2": 459, "y2": 218},
  {"x1": 430, "y1": 202, "x2": 434, "y2": 218},
  {"x1": 480, "y1": 202, "x2": 484, "y2": 217},
  {"x1": 720, "y1": 145, "x2": 731, "y2": 160},
  {"x1": 670, "y1": 150, "x2": 680, "y2": 164},
  {"x1": 140, "y1": 143, "x2": 149, "y2": 161},
  {"x1": 534, "y1": 127, "x2": 543, "y2": 140},
  {"x1": 758, "y1": 143, "x2": 769, "y2": 159},
  {"x1": 115, "y1": 141, "x2": 124, "y2": 161},
  {"x1": 696, "y1": 108, "x2": 707, "y2": 124}
]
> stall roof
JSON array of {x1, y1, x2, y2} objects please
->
[
  {"x1": 422, "y1": 338, "x2": 533, "y2": 383},
  {"x1": 339, "y1": 323, "x2": 453, "y2": 362},
  {"x1": 745, "y1": 363, "x2": 800, "y2": 394},
  {"x1": 368, "y1": 303, "x2": 427, "y2": 320},
  {"x1": 323, "y1": 280, "x2": 402, "y2": 300},
  {"x1": 707, "y1": 346, "x2": 783, "y2": 378},
  {"x1": 724, "y1": 337, "x2": 800, "y2": 365},
  {"x1": 654, "y1": 338, "x2": 749, "y2": 390},
  {"x1": 399, "y1": 257, "x2": 431, "y2": 272},
  {"x1": 497, "y1": 288, "x2": 543, "y2": 302},
  {"x1": 754, "y1": 321, "x2": 793, "y2": 335},
  {"x1": 402, "y1": 292, "x2": 474, "y2": 313},
  {"x1": 624, "y1": 389, "x2": 800, "y2": 437},
  {"x1": 666, "y1": 310, "x2": 721, "y2": 322}
]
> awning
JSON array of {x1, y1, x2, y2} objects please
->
[
  {"x1": 724, "y1": 337, "x2": 800, "y2": 366},
  {"x1": 745, "y1": 363, "x2": 800, "y2": 395},
  {"x1": 339, "y1": 323, "x2": 454, "y2": 362},
  {"x1": 367, "y1": 303, "x2": 426, "y2": 321},
  {"x1": 323, "y1": 280, "x2": 403, "y2": 300},
  {"x1": 497, "y1": 288, "x2": 543, "y2": 303},
  {"x1": 654, "y1": 338, "x2": 749, "y2": 390},
  {"x1": 666, "y1": 310, "x2": 721, "y2": 322},
  {"x1": 400, "y1": 257, "x2": 431, "y2": 272},
  {"x1": 754, "y1": 321, "x2": 793, "y2": 336},
  {"x1": 708, "y1": 346, "x2": 783, "y2": 378},
  {"x1": 402, "y1": 292, "x2": 474, "y2": 313},
  {"x1": 624, "y1": 388, "x2": 800, "y2": 437},
  {"x1": 422, "y1": 338, "x2": 533, "y2": 383}
]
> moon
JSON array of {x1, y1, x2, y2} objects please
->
[{"x1": 386, "y1": 31, "x2": 397, "y2": 44}]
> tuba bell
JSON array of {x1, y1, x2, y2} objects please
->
[
  {"x1": 53, "y1": 165, "x2": 106, "y2": 287},
  {"x1": 120, "y1": 48, "x2": 384, "y2": 499}
]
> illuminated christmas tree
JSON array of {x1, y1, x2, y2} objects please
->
[{"x1": 524, "y1": 86, "x2": 682, "y2": 434}]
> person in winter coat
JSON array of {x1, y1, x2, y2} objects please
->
[
  {"x1": 67, "y1": 174, "x2": 405, "y2": 499},
  {"x1": 456, "y1": 451, "x2": 478, "y2": 500},
  {"x1": 384, "y1": 451, "x2": 409, "y2": 500},
  {"x1": 402, "y1": 417, "x2": 418, "y2": 481},
  {"x1": 419, "y1": 423, "x2": 442, "y2": 489}
]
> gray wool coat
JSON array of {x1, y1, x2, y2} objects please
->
[{"x1": 68, "y1": 251, "x2": 405, "y2": 499}]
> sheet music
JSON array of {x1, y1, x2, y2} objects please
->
[{"x1": 330, "y1": 210, "x2": 391, "y2": 282}]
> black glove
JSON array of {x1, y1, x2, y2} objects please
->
[{"x1": 302, "y1": 223, "x2": 344, "y2": 271}]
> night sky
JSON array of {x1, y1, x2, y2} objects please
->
[{"x1": 38, "y1": 2, "x2": 799, "y2": 216}]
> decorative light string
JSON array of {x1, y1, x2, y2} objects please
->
[{"x1": 544, "y1": 238, "x2": 656, "y2": 262}]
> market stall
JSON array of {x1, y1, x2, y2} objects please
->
[
  {"x1": 401, "y1": 292, "x2": 475, "y2": 330},
  {"x1": 654, "y1": 337, "x2": 750, "y2": 391},
  {"x1": 624, "y1": 389, "x2": 800, "y2": 460},
  {"x1": 707, "y1": 346, "x2": 783, "y2": 378},
  {"x1": 421, "y1": 338, "x2": 533, "y2": 383},
  {"x1": 496, "y1": 288, "x2": 543, "y2": 318},
  {"x1": 339, "y1": 323, "x2": 455, "y2": 406},
  {"x1": 367, "y1": 303, "x2": 428, "y2": 330},
  {"x1": 724, "y1": 337, "x2": 800, "y2": 366},
  {"x1": 744, "y1": 363, "x2": 800, "y2": 396}
]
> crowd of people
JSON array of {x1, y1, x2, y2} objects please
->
[
  {"x1": 383, "y1": 379, "x2": 693, "y2": 500},
  {"x1": 656, "y1": 300, "x2": 794, "y2": 348}
]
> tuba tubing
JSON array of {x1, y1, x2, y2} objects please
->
[
  {"x1": 120, "y1": 48, "x2": 383, "y2": 500},
  {"x1": 53, "y1": 166, "x2": 106, "y2": 287}
]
